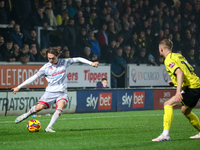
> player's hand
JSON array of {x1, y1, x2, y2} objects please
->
[
  {"x1": 168, "y1": 81, "x2": 174, "y2": 87},
  {"x1": 91, "y1": 61, "x2": 99, "y2": 68},
  {"x1": 11, "y1": 87, "x2": 20, "y2": 94},
  {"x1": 175, "y1": 92, "x2": 183, "y2": 102}
]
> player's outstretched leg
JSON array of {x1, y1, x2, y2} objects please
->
[
  {"x1": 45, "y1": 108, "x2": 63, "y2": 132},
  {"x1": 185, "y1": 112, "x2": 200, "y2": 139},
  {"x1": 15, "y1": 106, "x2": 37, "y2": 124},
  {"x1": 152, "y1": 105, "x2": 173, "y2": 142}
]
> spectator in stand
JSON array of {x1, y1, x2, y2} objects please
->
[
  {"x1": 74, "y1": 10, "x2": 83, "y2": 23},
  {"x1": 24, "y1": 29, "x2": 40, "y2": 52},
  {"x1": 45, "y1": 8, "x2": 58, "y2": 27},
  {"x1": 107, "y1": 22, "x2": 117, "y2": 43},
  {"x1": 109, "y1": 0, "x2": 118, "y2": 15},
  {"x1": 76, "y1": 27, "x2": 92, "y2": 56},
  {"x1": 83, "y1": 3, "x2": 91, "y2": 25},
  {"x1": 75, "y1": 0, "x2": 83, "y2": 12},
  {"x1": 104, "y1": 38, "x2": 117, "y2": 63},
  {"x1": 122, "y1": 45, "x2": 132, "y2": 63},
  {"x1": 9, "y1": 24, "x2": 23, "y2": 49},
  {"x1": 40, "y1": 22, "x2": 50, "y2": 49},
  {"x1": 119, "y1": 22, "x2": 131, "y2": 47},
  {"x1": 103, "y1": 14, "x2": 113, "y2": 27},
  {"x1": 45, "y1": 1, "x2": 57, "y2": 27},
  {"x1": 127, "y1": 32, "x2": 139, "y2": 54},
  {"x1": 116, "y1": 34, "x2": 124, "y2": 48},
  {"x1": 112, "y1": 11, "x2": 122, "y2": 33},
  {"x1": 98, "y1": 6, "x2": 108, "y2": 24},
  {"x1": 82, "y1": 46, "x2": 92, "y2": 61},
  {"x1": 62, "y1": 18, "x2": 76, "y2": 56},
  {"x1": 129, "y1": 47, "x2": 140, "y2": 65},
  {"x1": 163, "y1": 28, "x2": 169, "y2": 38},
  {"x1": 111, "y1": 47, "x2": 126, "y2": 88},
  {"x1": 75, "y1": 16, "x2": 86, "y2": 36},
  {"x1": 0, "y1": 0, "x2": 9, "y2": 24},
  {"x1": 120, "y1": 0, "x2": 130, "y2": 14},
  {"x1": 66, "y1": 0, "x2": 76, "y2": 18},
  {"x1": 0, "y1": 35, "x2": 5, "y2": 52},
  {"x1": 18, "y1": 44, "x2": 35, "y2": 63},
  {"x1": 91, "y1": 53, "x2": 98, "y2": 62},
  {"x1": 186, "y1": 38, "x2": 198, "y2": 54},
  {"x1": 185, "y1": 48, "x2": 197, "y2": 67},
  {"x1": 95, "y1": 78, "x2": 108, "y2": 89},
  {"x1": 60, "y1": 50, "x2": 70, "y2": 58},
  {"x1": 107, "y1": 6, "x2": 112, "y2": 15},
  {"x1": 168, "y1": 33, "x2": 173, "y2": 42},
  {"x1": 88, "y1": 30, "x2": 101, "y2": 58},
  {"x1": 138, "y1": 30, "x2": 147, "y2": 50},
  {"x1": 173, "y1": 32, "x2": 182, "y2": 50},
  {"x1": 98, "y1": 23, "x2": 109, "y2": 53},
  {"x1": 145, "y1": 28, "x2": 152, "y2": 55},
  {"x1": 32, "y1": 7, "x2": 49, "y2": 27},
  {"x1": 138, "y1": 48, "x2": 148, "y2": 64},
  {"x1": 1, "y1": 39, "x2": 15, "y2": 62},
  {"x1": 38, "y1": 48, "x2": 48, "y2": 62},
  {"x1": 152, "y1": 15, "x2": 160, "y2": 34},
  {"x1": 143, "y1": 0, "x2": 150, "y2": 15},
  {"x1": 148, "y1": 54, "x2": 158, "y2": 66},
  {"x1": 13, "y1": 43, "x2": 20, "y2": 60},
  {"x1": 29, "y1": 44, "x2": 39, "y2": 62},
  {"x1": 89, "y1": 9, "x2": 99, "y2": 31},
  {"x1": 56, "y1": 9, "x2": 69, "y2": 27}
]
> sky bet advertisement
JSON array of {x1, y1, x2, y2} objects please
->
[
  {"x1": 76, "y1": 90, "x2": 154, "y2": 113},
  {"x1": 76, "y1": 91, "x2": 117, "y2": 113}
]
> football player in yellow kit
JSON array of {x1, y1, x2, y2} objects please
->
[{"x1": 152, "y1": 39, "x2": 200, "y2": 141}]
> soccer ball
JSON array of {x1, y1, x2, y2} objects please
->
[{"x1": 27, "y1": 119, "x2": 41, "y2": 132}]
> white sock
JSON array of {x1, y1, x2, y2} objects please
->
[
  {"x1": 47, "y1": 108, "x2": 63, "y2": 128},
  {"x1": 162, "y1": 129, "x2": 169, "y2": 136},
  {"x1": 24, "y1": 106, "x2": 36, "y2": 118}
]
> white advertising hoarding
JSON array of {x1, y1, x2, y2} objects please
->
[
  {"x1": 0, "y1": 92, "x2": 7, "y2": 116},
  {"x1": 126, "y1": 65, "x2": 171, "y2": 87},
  {"x1": 67, "y1": 64, "x2": 110, "y2": 87},
  {"x1": 6, "y1": 91, "x2": 77, "y2": 116}
]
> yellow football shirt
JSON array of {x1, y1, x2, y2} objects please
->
[{"x1": 164, "y1": 52, "x2": 200, "y2": 89}]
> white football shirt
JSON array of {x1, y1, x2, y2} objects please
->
[{"x1": 18, "y1": 57, "x2": 92, "y2": 92}]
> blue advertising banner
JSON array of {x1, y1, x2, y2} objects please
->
[
  {"x1": 76, "y1": 90, "x2": 117, "y2": 113},
  {"x1": 117, "y1": 90, "x2": 154, "y2": 111}
]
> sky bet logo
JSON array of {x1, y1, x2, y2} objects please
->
[
  {"x1": 86, "y1": 93, "x2": 112, "y2": 110},
  {"x1": 122, "y1": 92, "x2": 145, "y2": 108}
]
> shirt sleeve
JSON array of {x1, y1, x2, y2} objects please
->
[
  {"x1": 17, "y1": 74, "x2": 39, "y2": 89},
  {"x1": 36, "y1": 65, "x2": 46, "y2": 78},
  {"x1": 165, "y1": 58, "x2": 179, "y2": 75},
  {"x1": 72, "y1": 57, "x2": 92, "y2": 65}
]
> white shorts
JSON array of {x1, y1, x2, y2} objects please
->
[{"x1": 38, "y1": 92, "x2": 68, "y2": 109}]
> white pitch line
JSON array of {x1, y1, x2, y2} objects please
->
[{"x1": 1, "y1": 111, "x2": 199, "y2": 124}]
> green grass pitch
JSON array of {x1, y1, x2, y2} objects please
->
[{"x1": 1, "y1": 109, "x2": 200, "y2": 150}]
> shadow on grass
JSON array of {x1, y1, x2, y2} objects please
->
[{"x1": 60, "y1": 127, "x2": 128, "y2": 132}]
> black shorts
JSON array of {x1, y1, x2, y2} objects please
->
[{"x1": 181, "y1": 87, "x2": 200, "y2": 108}]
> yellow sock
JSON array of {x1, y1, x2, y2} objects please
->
[
  {"x1": 185, "y1": 112, "x2": 200, "y2": 132},
  {"x1": 163, "y1": 105, "x2": 173, "y2": 130}
]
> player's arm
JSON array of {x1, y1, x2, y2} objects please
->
[
  {"x1": 72, "y1": 57, "x2": 99, "y2": 67},
  {"x1": 11, "y1": 74, "x2": 39, "y2": 94},
  {"x1": 174, "y1": 68, "x2": 183, "y2": 102}
]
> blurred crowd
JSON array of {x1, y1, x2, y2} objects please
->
[{"x1": 1, "y1": 0, "x2": 200, "y2": 87}]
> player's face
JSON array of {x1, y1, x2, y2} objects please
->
[{"x1": 48, "y1": 53, "x2": 58, "y2": 64}]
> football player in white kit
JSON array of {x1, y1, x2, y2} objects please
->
[{"x1": 12, "y1": 47, "x2": 99, "y2": 132}]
